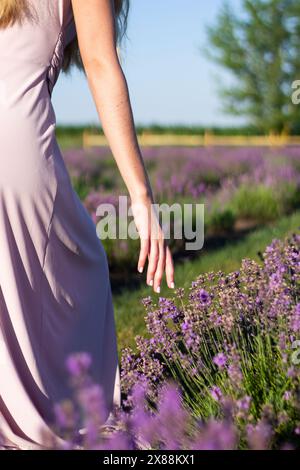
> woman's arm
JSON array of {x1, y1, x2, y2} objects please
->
[{"x1": 71, "y1": 0, "x2": 175, "y2": 292}]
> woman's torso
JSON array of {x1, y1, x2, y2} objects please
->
[
  {"x1": 0, "y1": 0, "x2": 76, "y2": 185},
  {"x1": 0, "y1": 0, "x2": 75, "y2": 135}
]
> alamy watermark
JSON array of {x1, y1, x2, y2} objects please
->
[
  {"x1": 291, "y1": 80, "x2": 300, "y2": 105},
  {"x1": 95, "y1": 196, "x2": 205, "y2": 251},
  {"x1": 291, "y1": 340, "x2": 300, "y2": 365}
]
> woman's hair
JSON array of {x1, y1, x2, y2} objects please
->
[{"x1": 0, "y1": 0, "x2": 130, "y2": 71}]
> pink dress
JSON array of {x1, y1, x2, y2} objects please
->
[{"x1": 0, "y1": 0, "x2": 120, "y2": 449}]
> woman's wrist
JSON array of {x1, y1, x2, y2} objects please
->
[{"x1": 129, "y1": 186, "x2": 154, "y2": 205}]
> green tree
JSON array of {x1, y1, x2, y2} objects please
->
[{"x1": 207, "y1": 0, "x2": 300, "y2": 134}]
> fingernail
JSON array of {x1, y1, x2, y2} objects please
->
[
  {"x1": 156, "y1": 286, "x2": 160, "y2": 293},
  {"x1": 170, "y1": 282, "x2": 175, "y2": 289},
  {"x1": 149, "y1": 279, "x2": 153, "y2": 286},
  {"x1": 138, "y1": 266, "x2": 143, "y2": 273}
]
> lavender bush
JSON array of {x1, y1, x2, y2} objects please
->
[
  {"x1": 46, "y1": 354, "x2": 239, "y2": 450},
  {"x1": 63, "y1": 146, "x2": 300, "y2": 214},
  {"x1": 120, "y1": 233, "x2": 300, "y2": 449},
  {"x1": 45, "y1": 355, "x2": 281, "y2": 450}
]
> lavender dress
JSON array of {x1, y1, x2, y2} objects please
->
[{"x1": 0, "y1": 0, "x2": 120, "y2": 449}]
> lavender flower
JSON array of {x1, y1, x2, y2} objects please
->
[
  {"x1": 192, "y1": 420, "x2": 237, "y2": 450},
  {"x1": 247, "y1": 421, "x2": 273, "y2": 450},
  {"x1": 237, "y1": 396, "x2": 251, "y2": 412},
  {"x1": 213, "y1": 353, "x2": 227, "y2": 369},
  {"x1": 290, "y1": 304, "x2": 300, "y2": 332},
  {"x1": 283, "y1": 391, "x2": 292, "y2": 401},
  {"x1": 65, "y1": 352, "x2": 92, "y2": 378},
  {"x1": 197, "y1": 289, "x2": 211, "y2": 306},
  {"x1": 210, "y1": 386, "x2": 223, "y2": 402}
]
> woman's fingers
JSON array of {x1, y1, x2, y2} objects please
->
[
  {"x1": 142, "y1": 239, "x2": 174, "y2": 293},
  {"x1": 165, "y1": 246, "x2": 175, "y2": 289},
  {"x1": 137, "y1": 237, "x2": 149, "y2": 273},
  {"x1": 146, "y1": 240, "x2": 159, "y2": 287},
  {"x1": 153, "y1": 242, "x2": 166, "y2": 293},
  {"x1": 136, "y1": 219, "x2": 175, "y2": 292}
]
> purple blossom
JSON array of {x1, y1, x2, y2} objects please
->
[
  {"x1": 65, "y1": 352, "x2": 92, "y2": 378},
  {"x1": 209, "y1": 311, "x2": 223, "y2": 326},
  {"x1": 99, "y1": 431, "x2": 134, "y2": 451},
  {"x1": 197, "y1": 289, "x2": 211, "y2": 306},
  {"x1": 210, "y1": 386, "x2": 223, "y2": 402},
  {"x1": 53, "y1": 401, "x2": 77, "y2": 430},
  {"x1": 181, "y1": 321, "x2": 190, "y2": 331},
  {"x1": 290, "y1": 304, "x2": 300, "y2": 332},
  {"x1": 156, "y1": 384, "x2": 190, "y2": 449},
  {"x1": 247, "y1": 421, "x2": 273, "y2": 450},
  {"x1": 227, "y1": 363, "x2": 243, "y2": 388},
  {"x1": 283, "y1": 391, "x2": 292, "y2": 401},
  {"x1": 192, "y1": 420, "x2": 237, "y2": 450},
  {"x1": 213, "y1": 353, "x2": 227, "y2": 369},
  {"x1": 77, "y1": 384, "x2": 107, "y2": 418},
  {"x1": 269, "y1": 271, "x2": 283, "y2": 291},
  {"x1": 237, "y1": 396, "x2": 251, "y2": 412}
]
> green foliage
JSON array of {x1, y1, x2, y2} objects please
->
[
  {"x1": 207, "y1": 0, "x2": 300, "y2": 133},
  {"x1": 133, "y1": 124, "x2": 262, "y2": 136},
  {"x1": 208, "y1": 208, "x2": 236, "y2": 234},
  {"x1": 230, "y1": 184, "x2": 280, "y2": 222},
  {"x1": 229, "y1": 182, "x2": 300, "y2": 223},
  {"x1": 56, "y1": 124, "x2": 265, "y2": 144},
  {"x1": 279, "y1": 183, "x2": 300, "y2": 212}
]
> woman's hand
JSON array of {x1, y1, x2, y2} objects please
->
[{"x1": 131, "y1": 195, "x2": 175, "y2": 293}]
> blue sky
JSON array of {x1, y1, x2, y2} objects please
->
[{"x1": 52, "y1": 0, "x2": 243, "y2": 126}]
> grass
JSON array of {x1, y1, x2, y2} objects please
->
[{"x1": 115, "y1": 210, "x2": 300, "y2": 352}]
